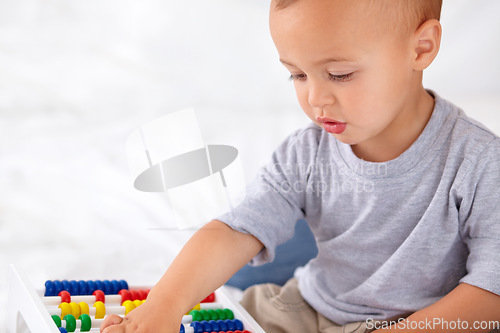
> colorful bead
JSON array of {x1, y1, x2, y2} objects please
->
[
  {"x1": 62, "y1": 280, "x2": 70, "y2": 293},
  {"x1": 95, "y1": 280, "x2": 104, "y2": 292},
  {"x1": 224, "y1": 309, "x2": 234, "y2": 320},
  {"x1": 45, "y1": 281, "x2": 55, "y2": 297},
  {"x1": 58, "y1": 328, "x2": 68, "y2": 333},
  {"x1": 63, "y1": 314, "x2": 76, "y2": 332},
  {"x1": 58, "y1": 303, "x2": 71, "y2": 319},
  {"x1": 130, "y1": 289, "x2": 139, "y2": 301},
  {"x1": 190, "y1": 321, "x2": 204, "y2": 333},
  {"x1": 103, "y1": 280, "x2": 112, "y2": 294},
  {"x1": 87, "y1": 280, "x2": 96, "y2": 294},
  {"x1": 78, "y1": 301, "x2": 89, "y2": 315},
  {"x1": 208, "y1": 320, "x2": 219, "y2": 331},
  {"x1": 118, "y1": 289, "x2": 131, "y2": 304},
  {"x1": 137, "y1": 289, "x2": 147, "y2": 300},
  {"x1": 201, "y1": 293, "x2": 215, "y2": 303},
  {"x1": 118, "y1": 280, "x2": 128, "y2": 290},
  {"x1": 217, "y1": 320, "x2": 227, "y2": 331},
  {"x1": 53, "y1": 280, "x2": 63, "y2": 295},
  {"x1": 111, "y1": 280, "x2": 120, "y2": 294},
  {"x1": 133, "y1": 299, "x2": 142, "y2": 307},
  {"x1": 69, "y1": 280, "x2": 79, "y2": 295},
  {"x1": 51, "y1": 314, "x2": 62, "y2": 327},
  {"x1": 59, "y1": 291, "x2": 71, "y2": 304},
  {"x1": 93, "y1": 301, "x2": 106, "y2": 319},
  {"x1": 122, "y1": 300, "x2": 136, "y2": 315},
  {"x1": 78, "y1": 314, "x2": 92, "y2": 332},
  {"x1": 78, "y1": 280, "x2": 88, "y2": 295},
  {"x1": 208, "y1": 309, "x2": 218, "y2": 320},
  {"x1": 93, "y1": 290, "x2": 105, "y2": 303},
  {"x1": 68, "y1": 302, "x2": 80, "y2": 318},
  {"x1": 189, "y1": 310, "x2": 203, "y2": 322}
]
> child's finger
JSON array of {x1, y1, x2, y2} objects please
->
[{"x1": 100, "y1": 314, "x2": 124, "y2": 332}]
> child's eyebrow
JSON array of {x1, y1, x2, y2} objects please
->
[{"x1": 280, "y1": 57, "x2": 357, "y2": 67}]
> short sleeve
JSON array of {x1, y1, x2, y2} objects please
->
[
  {"x1": 458, "y1": 138, "x2": 500, "y2": 295},
  {"x1": 216, "y1": 125, "x2": 320, "y2": 265}
]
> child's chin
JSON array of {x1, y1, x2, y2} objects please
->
[{"x1": 327, "y1": 132, "x2": 356, "y2": 145}]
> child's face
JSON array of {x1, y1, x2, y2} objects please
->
[{"x1": 270, "y1": 0, "x2": 423, "y2": 146}]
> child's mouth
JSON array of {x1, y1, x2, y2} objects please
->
[{"x1": 322, "y1": 121, "x2": 347, "y2": 134}]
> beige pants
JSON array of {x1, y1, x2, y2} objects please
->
[
  {"x1": 240, "y1": 278, "x2": 375, "y2": 333},
  {"x1": 241, "y1": 278, "x2": 500, "y2": 333}
]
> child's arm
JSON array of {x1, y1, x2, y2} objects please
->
[
  {"x1": 373, "y1": 283, "x2": 500, "y2": 333},
  {"x1": 100, "y1": 219, "x2": 264, "y2": 333}
]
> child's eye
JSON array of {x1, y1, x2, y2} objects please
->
[
  {"x1": 329, "y1": 72, "x2": 354, "y2": 82},
  {"x1": 288, "y1": 74, "x2": 307, "y2": 81}
]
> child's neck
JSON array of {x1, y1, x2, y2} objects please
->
[{"x1": 351, "y1": 87, "x2": 435, "y2": 163}]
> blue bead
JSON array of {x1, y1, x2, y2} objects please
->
[
  {"x1": 224, "y1": 319, "x2": 235, "y2": 331},
  {"x1": 233, "y1": 319, "x2": 244, "y2": 330},
  {"x1": 59, "y1": 328, "x2": 68, "y2": 333},
  {"x1": 103, "y1": 280, "x2": 112, "y2": 294},
  {"x1": 208, "y1": 320, "x2": 220, "y2": 332},
  {"x1": 45, "y1": 281, "x2": 55, "y2": 296},
  {"x1": 111, "y1": 280, "x2": 120, "y2": 294},
  {"x1": 190, "y1": 321, "x2": 204, "y2": 333},
  {"x1": 62, "y1": 280, "x2": 70, "y2": 293},
  {"x1": 87, "y1": 281, "x2": 96, "y2": 294},
  {"x1": 118, "y1": 280, "x2": 128, "y2": 290},
  {"x1": 216, "y1": 320, "x2": 227, "y2": 331},
  {"x1": 53, "y1": 280, "x2": 63, "y2": 295},
  {"x1": 69, "y1": 280, "x2": 79, "y2": 295},
  {"x1": 78, "y1": 280, "x2": 88, "y2": 295},
  {"x1": 95, "y1": 280, "x2": 104, "y2": 292},
  {"x1": 179, "y1": 324, "x2": 185, "y2": 333},
  {"x1": 201, "y1": 320, "x2": 211, "y2": 332}
]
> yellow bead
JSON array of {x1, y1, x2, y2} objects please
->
[
  {"x1": 133, "y1": 300, "x2": 142, "y2": 308},
  {"x1": 58, "y1": 302, "x2": 71, "y2": 319},
  {"x1": 78, "y1": 302, "x2": 89, "y2": 315},
  {"x1": 69, "y1": 302, "x2": 80, "y2": 318},
  {"x1": 93, "y1": 301, "x2": 106, "y2": 319},
  {"x1": 122, "y1": 300, "x2": 136, "y2": 315}
]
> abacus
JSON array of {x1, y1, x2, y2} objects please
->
[{"x1": 7, "y1": 265, "x2": 265, "y2": 333}]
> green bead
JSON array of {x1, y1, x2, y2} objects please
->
[
  {"x1": 224, "y1": 308, "x2": 234, "y2": 320},
  {"x1": 52, "y1": 315, "x2": 62, "y2": 327},
  {"x1": 63, "y1": 314, "x2": 77, "y2": 332},
  {"x1": 200, "y1": 309, "x2": 210, "y2": 321},
  {"x1": 215, "y1": 309, "x2": 225, "y2": 320},
  {"x1": 189, "y1": 310, "x2": 203, "y2": 322},
  {"x1": 78, "y1": 314, "x2": 92, "y2": 332},
  {"x1": 208, "y1": 309, "x2": 217, "y2": 320}
]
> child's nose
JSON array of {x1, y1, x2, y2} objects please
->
[{"x1": 307, "y1": 81, "x2": 334, "y2": 108}]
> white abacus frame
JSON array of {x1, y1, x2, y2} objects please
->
[{"x1": 7, "y1": 265, "x2": 266, "y2": 333}]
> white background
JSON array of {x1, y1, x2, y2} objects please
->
[{"x1": 1, "y1": 0, "x2": 499, "y2": 330}]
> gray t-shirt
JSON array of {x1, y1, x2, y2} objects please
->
[{"x1": 217, "y1": 92, "x2": 500, "y2": 324}]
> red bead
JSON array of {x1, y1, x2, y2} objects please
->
[
  {"x1": 58, "y1": 291, "x2": 71, "y2": 303},
  {"x1": 201, "y1": 293, "x2": 215, "y2": 303},
  {"x1": 118, "y1": 289, "x2": 131, "y2": 304},
  {"x1": 129, "y1": 289, "x2": 139, "y2": 301},
  {"x1": 137, "y1": 289, "x2": 147, "y2": 300},
  {"x1": 93, "y1": 290, "x2": 105, "y2": 303}
]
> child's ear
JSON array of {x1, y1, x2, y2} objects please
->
[{"x1": 412, "y1": 19, "x2": 442, "y2": 71}]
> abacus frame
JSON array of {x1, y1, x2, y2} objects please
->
[{"x1": 7, "y1": 265, "x2": 265, "y2": 333}]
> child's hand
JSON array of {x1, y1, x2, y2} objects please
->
[{"x1": 100, "y1": 298, "x2": 181, "y2": 333}]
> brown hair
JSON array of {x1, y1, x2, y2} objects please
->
[{"x1": 273, "y1": 0, "x2": 442, "y2": 32}]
